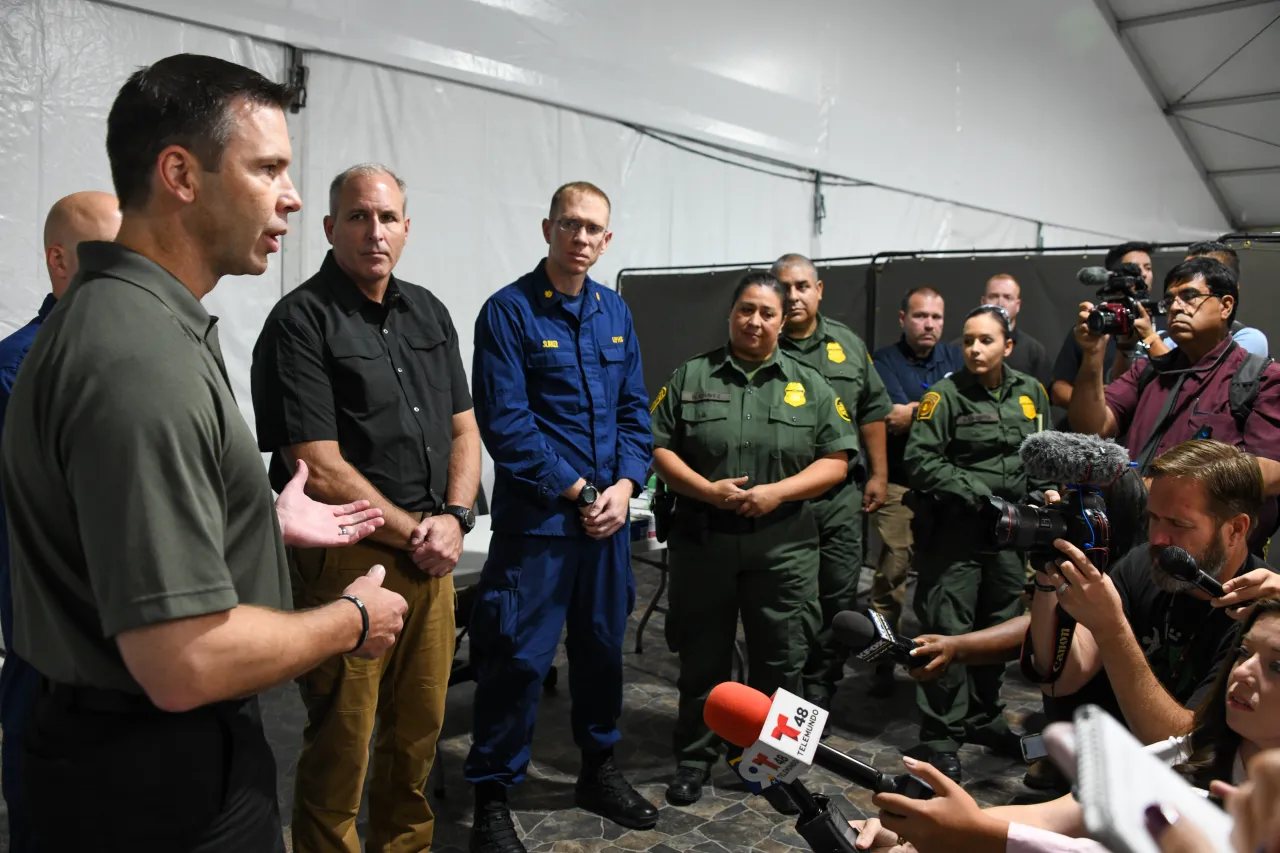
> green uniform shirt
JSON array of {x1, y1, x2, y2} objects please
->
[
  {"x1": 0, "y1": 242, "x2": 291, "y2": 692},
  {"x1": 903, "y1": 365, "x2": 1053, "y2": 509},
  {"x1": 651, "y1": 346, "x2": 860, "y2": 486},
  {"x1": 779, "y1": 314, "x2": 893, "y2": 437}
]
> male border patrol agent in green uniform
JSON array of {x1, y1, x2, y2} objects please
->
[
  {"x1": 904, "y1": 305, "x2": 1053, "y2": 783},
  {"x1": 651, "y1": 273, "x2": 859, "y2": 810},
  {"x1": 774, "y1": 254, "x2": 893, "y2": 706}
]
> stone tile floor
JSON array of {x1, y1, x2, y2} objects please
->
[{"x1": 0, "y1": 564, "x2": 1055, "y2": 852}]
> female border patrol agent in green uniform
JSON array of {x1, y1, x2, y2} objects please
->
[
  {"x1": 904, "y1": 304, "x2": 1053, "y2": 782},
  {"x1": 650, "y1": 272, "x2": 860, "y2": 809}
]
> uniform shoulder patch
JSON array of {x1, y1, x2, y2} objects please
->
[
  {"x1": 1019, "y1": 394, "x2": 1037, "y2": 419},
  {"x1": 917, "y1": 391, "x2": 942, "y2": 421},
  {"x1": 835, "y1": 397, "x2": 851, "y2": 422},
  {"x1": 784, "y1": 381, "x2": 806, "y2": 407},
  {"x1": 826, "y1": 341, "x2": 847, "y2": 364},
  {"x1": 650, "y1": 386, "x2": 667, "y2": 414}
]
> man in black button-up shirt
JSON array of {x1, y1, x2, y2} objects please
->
[{"x1": 252, "y1": 163, "x2": 481, "y2": 853}]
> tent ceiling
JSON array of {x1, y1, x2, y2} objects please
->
[{"x1": 1096, "y1": 0, "x2": 1280, "y2": 229}]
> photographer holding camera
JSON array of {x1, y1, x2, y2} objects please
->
[
  {"x1": 1026, "y1": 441, "x2": 1280, "y2": 746},
  {"x1": 1051, "y1": 241, "x2": 1161, "y2": 410},
  {"x1": 1067, "y1": 257, "x2": 1280, "y2": 497}
]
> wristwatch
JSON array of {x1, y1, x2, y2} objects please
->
[
  {"x1": 576, "y1": 484, "x2": 599, "y2": 508},
  {"x1": 439, "y1": 504, "x2": 475, "y2": 534}
]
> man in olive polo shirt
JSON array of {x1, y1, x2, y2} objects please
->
[
  {"x1": 773, "y1": 253, "x2": 893, "y2": 707},
  {"x1": 0, "y1": 54, "x2": 406, "y2": 851},
  {"x1": 252, "y1": 163, "x2": 481, "y2": 853}
]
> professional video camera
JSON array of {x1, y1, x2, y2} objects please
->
[
  {"x1": 1077, "y1": 262, "x2": 1165, "y2": 338},
  {"x1": 977, "y1": 433, "x2": 1129, "y2": 570}
]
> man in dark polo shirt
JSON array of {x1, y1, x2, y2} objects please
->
[
  {"x1": 0, "y1": 54, "x2": 407, "y2": 851},
  {"x1": 1068, "y1": 257, "x2": 1280, "y2": 493},
  {"x1": 252, "y1": 163, "x2": 480, "y2": 853},
  {"x1": 868, "y1": 286, "x2": 963, "y2": 695}
]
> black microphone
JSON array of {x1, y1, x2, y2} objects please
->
[
  {"x1": 1158, "y1": 546, "x2": 1226, "y2": 597},
  {"x1": 1019, "y1": 432, "x2": 1133, "y2": 487},
  {"x1": 811, "y1": 741, "x2": 935, "y2": 800},
  {"x1": 831, "y1": 610, "x2": 935, "y2": 670}
]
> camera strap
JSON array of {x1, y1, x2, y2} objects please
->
[
  {"x1": 1019, "y1": 604, "x2": 1076, "y2": 685},
  {"x1": 1134, "y1": 372, "x2": 1189, "y2": 475}
]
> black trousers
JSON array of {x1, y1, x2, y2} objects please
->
[{"x1": 23, "y1": 685, "x2": 284, "y2": 852}]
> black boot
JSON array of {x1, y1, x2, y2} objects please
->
[
  {"x1": 470, "y1": 782, "x2": 527, "y2": 853},
  {"x1": 665, "y1": 766, "x2": 709, "y2": 806},
  {"x1": 575, "y1": 748, "x2": 659, "y2": 830}
]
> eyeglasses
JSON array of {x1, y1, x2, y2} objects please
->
[
  {"x1": 555, "y1": 218, "x2": 607, "y2": 239},
  {"x1": 1159, "y1": 287, "x2": 1216, "y2": 313}
]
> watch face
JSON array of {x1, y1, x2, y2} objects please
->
[{"x1": 579, "y1": 485, "x2": 598, "y2": 505}]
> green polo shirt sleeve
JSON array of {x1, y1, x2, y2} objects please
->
[
  {"x1": 903, "y1": 384, "x2": 993, "y2": 509},
  {"x1": 63, "y1": 351, "x2": 239, "y2": 637},
  {"x1": 650, "y1": 364, "x2": 686, "y2": 452},
  {"x1": 857, "y1": 350, "x2": 894, "y2": 425},
  {"x1": 810, "y1": 376, "x2": 862, "y2": 458}
]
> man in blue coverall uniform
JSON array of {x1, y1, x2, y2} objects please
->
[
  {"x1": 0, "y1": 191, "x2": 120, "y2": 852},
  {"x1": 466, "y1": 181, "x2": 657, "y2": 853}
]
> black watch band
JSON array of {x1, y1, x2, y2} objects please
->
[
  {"x1": 341, "y1": 594, "x2": 369, "y2": 654},
  {"x1": 439, "y1": 504, "x2": 475, "y2": 534}
]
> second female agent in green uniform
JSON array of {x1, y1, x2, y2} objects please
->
[
  {"x1": 650, "y1": 272, "x2": 859, "y2": 809},
  {"x1": 904, "y1": 304, "x2": 1052, "y2": 783}
]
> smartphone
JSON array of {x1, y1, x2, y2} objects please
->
[{"x1": 1020, "y1": 733, "x2": 1047, "y2": 762}]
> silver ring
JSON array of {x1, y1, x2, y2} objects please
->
[
  {"x1": 1057, "y1": 582, "x2": 1070, "y2": 595},
  {"x1": 339, "y1": 525, "x2": 349, "y2": 536}
]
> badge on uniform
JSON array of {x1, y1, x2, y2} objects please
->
[
  {"x1": 1019, "y1": 395, "x2": 1037, "y2": 419},
  {"x1": 784, "y1": 382, "x2": 806, "y2": 407},
  {"x1": 826, "y1": 342, "x2": 846, "y2": 364},
  {"x1": 917, "y1": 391, "x2": 941, "y2": 421},
  {"x1": 650, "y1": 386, "x2": 667, "y2": 414}
]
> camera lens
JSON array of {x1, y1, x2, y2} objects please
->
[
  {"x1": 982, "y1": 496, "x2": 1069, "y2": 551},
  {"x1": 1087, "y1": 306, "x2": 1120, "y2": 336}
]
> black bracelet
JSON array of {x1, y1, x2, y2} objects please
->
[{"x1": 340, "y1": 593, "x2": 369, "y2": 654}]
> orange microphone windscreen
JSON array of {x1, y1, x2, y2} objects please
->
[{"x1": 703, "y1": 682, "x2": 772, "y2": 748}]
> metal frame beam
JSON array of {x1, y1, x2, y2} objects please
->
[
  {"x1": 1092, "y1": 0, "x2": 1241, "y2": 228},
  {"x1": 1207, "y1": 165, "x2": 1280, "y2": 177},
  {"x1": 1169, "y1": 90, "x2": 1280, "y2": 112},
  {"x1": 1118, "y1": 0, "x2": 1279, "y2": 30}
]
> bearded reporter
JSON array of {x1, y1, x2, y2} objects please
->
[{"x1": 0, "y1": 54, "x2": 407, "y2": 852}]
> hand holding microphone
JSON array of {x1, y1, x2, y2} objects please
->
[
  {"x1": 831, "y1": 611, "x2": 938, "y2": 671},
  {"x1": 703, "y1": 682, "x2": 935, "y2": 801},
  {"x1": 1159, "y1": 546, "x2": 1276, "y2": 619}
]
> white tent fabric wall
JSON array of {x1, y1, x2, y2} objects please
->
[
  {"x1": 0, "y1": 0, "x2": 1220, "y2": 483},
  {"x1": 0, "y1": 0, "x2": 284, "y2": 436}
]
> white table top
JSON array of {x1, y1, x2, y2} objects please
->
[{"x1": 455, "y1": 499, "x2": 664, "y2": 589}]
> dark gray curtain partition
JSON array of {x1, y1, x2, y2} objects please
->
[
  {"x1": 619, "y1": 238, "x2": 1280, "y2": 402},
  {"x1": 620, "y1": 262, "x2": 870, "y2": 397}
]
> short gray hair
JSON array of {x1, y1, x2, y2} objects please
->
[
  {"x1": 771, "y1": 252, "x2": 818, "y2": 282},
  {"x1": 328, "y1": 163, "x2": 407, "y2": 217}
]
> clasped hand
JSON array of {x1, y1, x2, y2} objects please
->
[{"x1": 704, "y1": 476, "x2": 782, "y2": 518}]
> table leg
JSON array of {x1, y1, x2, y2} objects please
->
[{"x1": 633, "y1": 552, "x2": 668, "y2": 655}]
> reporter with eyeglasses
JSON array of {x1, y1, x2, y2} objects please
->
[{"x1": 1068, "y1": 257, "x2": 1280, "y2": 502}]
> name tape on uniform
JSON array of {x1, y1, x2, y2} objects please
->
[{"x1": 682, "y1": 391, "x2": 731, "y2": 403}]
